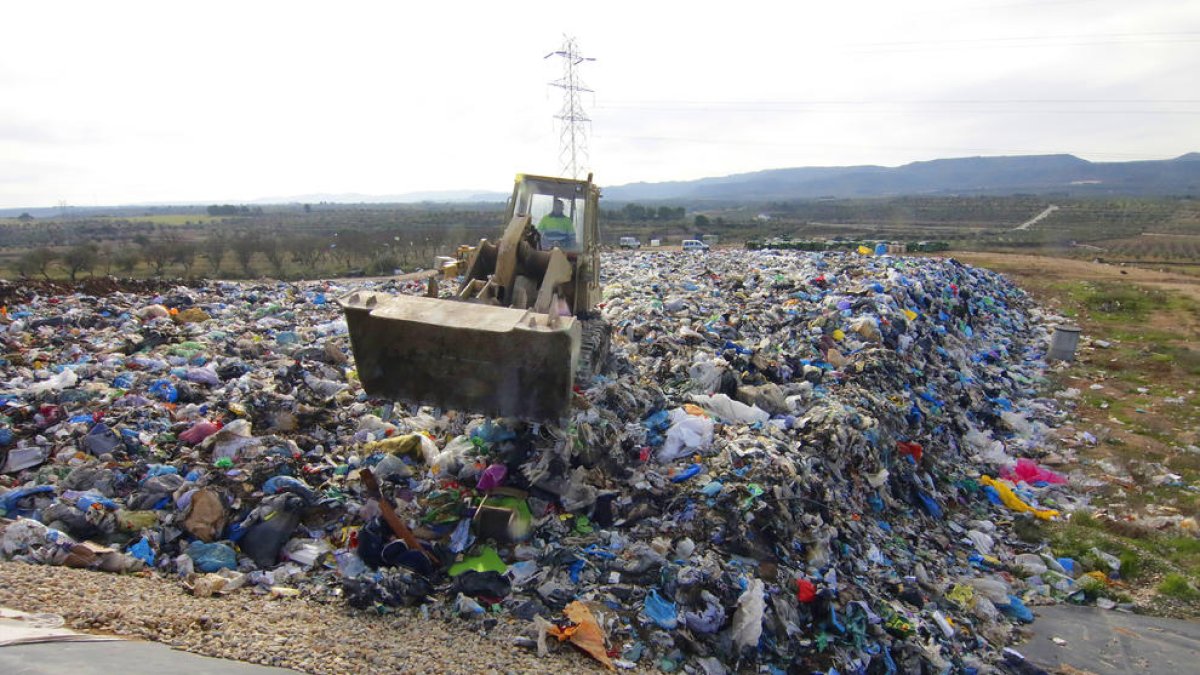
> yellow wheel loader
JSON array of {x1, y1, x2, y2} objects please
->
[{"x1": 338, "y1": 173, "x2": 610, "y2": 421}]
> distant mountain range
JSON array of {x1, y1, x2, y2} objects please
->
[
  {"x1": 268, "y1": 153, "x2": 1200, "y2": 204},
  {"x1": 4, "y1": 154, "x2": 1197, "y2": 216},
  {"x1": 600, "y1": 153, "x2": 1200, "y2": 203}
]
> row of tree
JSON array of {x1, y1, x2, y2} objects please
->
[
  {"x1": 602, "y1": 204, "x2": 687, "y2": 222},
  {"x1": 206, "y1": 204, "x2": 264, "y2": 216},
  {"x1": 9, "y1": 226, "x2": 485, "y2": 282}
]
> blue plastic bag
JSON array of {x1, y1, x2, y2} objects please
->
[
  {"x1": 671, "y1": 463, "x2": 703, "y2": 483},
  {"x1": 76, "y1": 492, "x2": 119, "y2": 510},
  {"x1": 262, "y1": 475, "x2": 317, "y2": 502},
  {"x1": 997, "y1": 594, "x2": 1034, "y2": 623},
  {"x1": 129, "y1": 537, "x2": 156, "y2": 565},
  {"x1": 148, "y1": 379, "x2": 178, "y2": 403},
  {"x1": 472, "y1": 420, "x2": 516, "y2": 445},
  {"x1": 644, "y1": 589, "x2": 678, "y2": 629},
  {"x1": 187, "y1": 540, "x2": 237, "y2": 572},
  {"x1": 0, "y1": 485, "x2": 56, "y2": 517}
]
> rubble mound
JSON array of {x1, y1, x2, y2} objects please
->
[
  {"x1": 0, "y1": 277, "x2": 199, "y2": 305},
  {"x1": 0, "y1": 253, "x2": 1077, "y2": 673}
]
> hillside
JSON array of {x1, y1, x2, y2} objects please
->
[{"x1": 603, "y1": 154, "x2": 1200, "y2": 202}]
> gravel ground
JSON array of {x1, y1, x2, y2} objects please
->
[{"x1": 0, "y1": 560, "x2": 611, "y2": 674}]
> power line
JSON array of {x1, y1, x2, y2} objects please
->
[{"x1": 545, "y1": 36, "x2": 594, "y2": 179}]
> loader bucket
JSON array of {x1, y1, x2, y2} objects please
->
[{"x1": 338, "y1": 291, "x2": 580, "y2": 421}]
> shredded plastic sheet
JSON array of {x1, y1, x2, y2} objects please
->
[{"x1": 547, "y1": 601, "x2": 614, "y2": 671}]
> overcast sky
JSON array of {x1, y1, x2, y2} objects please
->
[{"x1": 2, "y1": 0, "x2": 1197, "y2": 208}]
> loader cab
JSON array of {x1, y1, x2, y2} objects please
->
[{"x1": 510, "y1": 175, "x2": 592, "y2": 252}]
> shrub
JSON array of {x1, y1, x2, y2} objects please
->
[{"x1": 1157, "y1": 573, "x2": 1199, "y2": 600}]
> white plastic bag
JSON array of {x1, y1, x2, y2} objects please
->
[
  {"x1": 966, "y1": 529, "x2": 995, "y2": 554},
  {"x1": 659, "y1": 409, "x2": 715, "y2": 461},
  {"x1": 26, "y1": 369, "x2": 78, "y2": 394},
  {"x1": 688, "y1": 356, "x2": 726, "y2": 394},
  {"x1": 688, "y1": 393, "x2": 769, "y2": 425},
  {"x1": 730, "y1": 578, "x2": 764, "y2": 650}
]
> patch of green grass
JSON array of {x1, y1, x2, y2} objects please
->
[
  {"x1": 1166, "y1": 454, "x2": 1200, "y2": 477},
  {"x1": 1132, "y1": 426, "x2": 1176, "y2": 444},
  {"x1": 1158, "y1": 345, "x2": 1200, "y2": 375},
  {"x1": 1119, "y1": 486, "x2": 1200, "y2": 520},
  {"x1": 1120, "y1": 550, "x2": 1144, "y2": 579},
  {"x1": 1158, "y1": 573, "x2": 1200, "y2": 600},
  {"x1": 1050, "y1": 522, "x2": 1121, "y2": 566},
  {"x1": 1046, "y1": 513, "x2": 1200, "y2": 583},
  {"x1": 1166, "y1": 536, "x2": 1200, "y2": 555},
  {"x1": 1163, "y1": 290, "x2": 1200, "y2": 314},
  {"x1": 1109, "y1": 409, "x2": 1138, "y2": 425},
  {"x1": 1160, "y1": 536, "x2": 1200, "y2": 572},
  {"x1": 1108, "y1": 328, "x2": 1183, "y2": 345},
  {"x1": 1071, "y1": 511, "x2": 1102, "y2": 529},
  {"x1": 1068, "y1": 282, "x2": 1171, "y2": 322}
]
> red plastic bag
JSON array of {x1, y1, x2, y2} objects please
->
[
  {"x1": 1003, "y1": 457, "x2": 1066, "y2": 485},
  {"x1": 897, "y1": 441, "x2": 923, "y2": 463},
  {"x1": 796, "y1": 578, "x2": 816, "y2": 603}
]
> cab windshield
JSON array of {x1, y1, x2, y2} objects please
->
[{"x1": 513, "y1": 177, "x2": 587, "y2": 251}]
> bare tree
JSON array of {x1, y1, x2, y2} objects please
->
[
  {"x1": 62, "y1": 243, "x2": 98, "y2": 281},
  {"x1": 142, "y1": 240, "x2": 173, "y2": 276},
  {"x1": 14, "y1": 253, "x2": 36, "y2": 278},
  {"x1": 97, "y1": 242, "x2": 116, "y2": 276},
  {"x1": 20, "y1": 247, "x2": 57, "y2": 279},
  {"x1": 171, "y1": 241, "x2": 198, "y2": 277},
  {"x1": 202, "y1": 235, "x2": 227, "y2": 276},
  {"x1": 328, "y1": 233, "x2": 354, "y2": 271},
  {"x1": 262, "y1": 237, "x2": 287, "y2": 278},
  {"x1": 336, "y1": 230, "x2": 372, "y2": 272},
  {"x1": 233, "y1": 233, "x2": 260, "y2": 277},
  {"x1": 289, "y1": 235, "x2": 326, "y2": 274},
  {"x1": 115, "y1": 250, "x2": 139, "y2": 276}
]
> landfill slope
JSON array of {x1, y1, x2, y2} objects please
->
[{"x1": 1, "y1": 251, "x2": 1079, "y2": 673}]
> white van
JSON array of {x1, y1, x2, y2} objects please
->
[
  {"x1": 618, "y1": 236, "x2": 641, "y2": 249},
  {"x1": 682, "y1": 239, "x2": 710, "y2": 252}
]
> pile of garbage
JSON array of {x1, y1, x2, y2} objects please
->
[{"x1": 0, "y1": 252, "x2": 1092, "y2": 672}]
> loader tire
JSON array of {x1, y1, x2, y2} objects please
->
[{"x1": 576, "y1": 318, "x2": 611, "y2": 386}]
